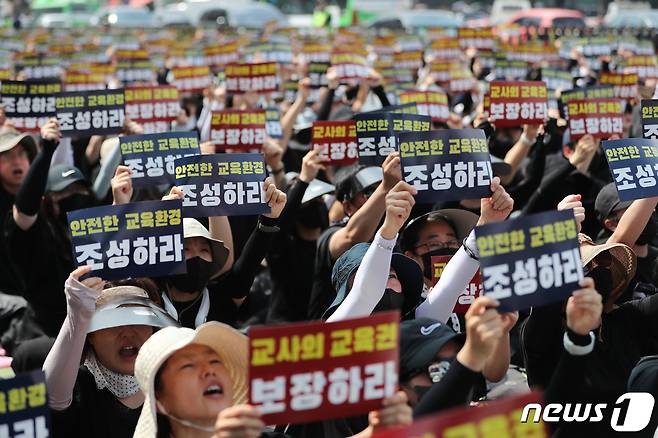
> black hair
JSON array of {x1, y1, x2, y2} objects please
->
[{"x1": 334, "y1": 164, "x2": 366, "y2": 202}]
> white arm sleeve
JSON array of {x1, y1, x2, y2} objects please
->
[
  {"x1": 326, "y1": 230, "x2": 396, "y2": 322},
  {"x1": 415, "y1": 230, "x2": 480, "y2": 323},
  {"x1": 42, "y1": 277, "x2": 98, "y2": 410}
]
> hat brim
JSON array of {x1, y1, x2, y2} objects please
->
[
  {"x1": 302, "y1": 179, "x2": 336, "y2": 204},
  {"x1": 87, "y1": 306, "x2": 179, "y2": 333},
  {"x1": 184, "y1": 227, "x2": 230, "y2": 278},
  {"x1": 401, "y1": 332, "x2": 465, "y2": 378},
  {"x1": 0, "y1": 133, "x2": 37, "y2": 159},
  {"x1": 404, "y1": 209, "x2": 479, "y2": 243},
  {"x1": 48, "y1": 175, "x2": 88, "y2": 193}
]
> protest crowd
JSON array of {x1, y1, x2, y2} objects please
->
[{"x1": 3, "y1": 7, "x2": 658, "y2": 438}]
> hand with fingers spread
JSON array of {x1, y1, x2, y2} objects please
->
[
  {"x1": 457, "y1": 296, "x2": 505, "y2": 372},
  {"x1": 262, "y1": 177, "x2": 287, "y2": 219},
  {"x1": 162, "y1": 186, "x2": 184, "y2": 201},
  {"x1": 263, "y1": 137, "x2": 284, "y2": 171},
  {"x1": 111, "y1": 165, "x2": 133, "y2": 205},
  {"x1": 367, "y1": 391, "x2": 412, "y2": 434},
  {"x1": 40, "y1": 117, "x2": 61, "y2": 145},
  {"x1": 65, "y1": 265, "x2": 105, "y2": 317},
  {"x1": 478, "y1": 176, "x2": 514, "y2": 225},
  {"x1": 381, "y1": 152, "x2": 401, "y2": 192},
  {"x1": 569, "y1": 134, "x2": 597, "y2": 174},
  {"x1": 200, "y1": 141, "x2": 216, "y2": 155},
  {"x1": 298, "y1": 77, "x2": 312, "y2": 101},
  {"x1": 299, "y1": 149, "x2": 328, "y2": 183},
  {"x1": 381, "y1": 181, "x2": 417, "y2": 240},
  {"x1": 213, "y1": 405, "x2": 264, "y2": 438},
  {"x1": 567, "y1": 277, "x2": 602, "y2": 335},
  {"x1": 557, "y1": 194, "x2": 585, "y2": 232}
]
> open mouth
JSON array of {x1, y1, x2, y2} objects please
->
[
  {"x1": 11, "y1": 168, "x2": 23, "y2": 177},
  {"x1": 203, "y1": 384, "x2": 224, "y2": 398},
  {"x1": 118, "y1": 346, "x2": 139, "y2": 359}
]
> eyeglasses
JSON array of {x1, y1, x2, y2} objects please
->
[{"x1": 413, "y1": 238, "x2": 461, "y2": 254}]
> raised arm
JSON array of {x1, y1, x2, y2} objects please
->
[
  {"x1": 608, "y1": 196, "x2": 658, "y2": 247},
  {"x1": 42, "y1": 266, "x2": 104, "y2": 410},
  {"x1": 502, "y1": 124, "x2": 540, "y2": 186}
]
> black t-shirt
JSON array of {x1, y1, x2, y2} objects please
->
[
  {"x1": 307, "y1": 223, "x2": 345, "y2": 320},
  {"x1": 0, "y1": 186, "x2": 23, "y2": 295},
  {"x1": 51, "y1": 367, "x2": 141, "y2": 438},
  {"x1": 267, "y1": 233, "x2": 318, "y2": 323},
  {"x1": 5, "y1": 213, "x2": 72, "y2": 339},
  {"x1": 171, "y1": 295, "x2": 203, "y2": 329}
]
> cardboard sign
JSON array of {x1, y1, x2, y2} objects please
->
[
  {"x1": 355, "y1": 112, "x2": 431, "y2": 166},
  {"x1": 125, "y1": 85, "x2": 180, "y2": 134},
  {"x1": 399, "y1": 91, "x2": 449, "y2": 122},
  {"x1": 641, "y1": 99, "x2": 658, "y2": 139},
  {"x1": 371, "y1": 392, "x2": 547, "y2": 438},
  {"x1": 426, "y1": 38, "x2": 461, "y2": 60},
  {"x1": 0, "y1": 80, "x2": 61, "y2": 132},
  {"x1": 116, "y1": 59, "x2": 155, "y2": 84},
  {"x1": 503, "y1": 43, "x2": 558, "y2": 64},
  {"x1": 475, "y1": 209, "x2": 582, "y2": 313},
  {"x1": 330, "y1": 53, "x2": 371, "y2": 80},
  {"x1": 567, "y1": 98, "x2": 623, "y2": 141},
  {"x1": 484, "y1": 81, "x2": 548, "y2": 127},
  {"x1": 300, "y1": 43, "x2": 332, "y2": 63},
  {"x1": 0, "y1": 371, "x2": 50, "y2": 438},
  {"x1": 225, "y1": 63, "x2": 279, "y2": 94},
  {"x1": 599, "y1": 72, "x2": 638, "y2": 99},
  {"x1": 248, "y1": 312, "x2": 400, "y2": 425},
  {"x1": 243, "y1": 43, "x2": 292, "y2": 64},
  {"x1": 15, "y1": 56, "x2": 63, "y2": 80},
  {"x1": 561, "y1": 86, "x2": 615, "y2": 105},
  {"x1": 431, "y1": 255, "x2": 482, "y2": 314},
  {"x1": 56, "y1": 89, "x2": 125, "y2": 137},
  {"x1": 428, "y1": 61, "x2": 463, "y2": 83},
  {"x1": 602, "y1": 138, "x2": 658, "y2": 201},
  {"x1": 312, "y1": 120, "x2": 358, "y2": 165},
  {"x1": 542, "y1": 68, "x2": 573, "y2": 92},
  {"x1": 121, "y1": 132, "x2": 200, "y2": 187},
  {"x1": 399, "y1": 128, "x2": 493, "y2": 204},
  {"x1": 68, "y1": 200, "x2": 185, "y2": 280},
  {"x1": 210, "y1": 110, "x2": 266, "y2": 150},
  {"x1": 174, "y1": 153, "x2": 269, "y2": 217},
  {"x1": 445, "y1": 69, "x2": 477, "y2": 94},
  {"x1": 171, "y1": 66, "x2": 212, "y2": 93},
  {"x1": 308, "y1": 62, "x2": 330, "y2": 88}
]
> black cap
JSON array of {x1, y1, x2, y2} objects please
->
[
  {"x1": 595, "y1": 182, "x2": 632, "y2": 222},
  {"x1": 399, "y1": 317, "x2": 464, "y2": 381},
  {"x1": 335, "y1": 166, "x2": 383, "y2": 202},
  {"x1": 46, "y1": 164, "x2": 88, "y2": 193}
]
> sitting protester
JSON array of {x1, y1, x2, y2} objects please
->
[{"x1": 43, "y1": 265, "x2": 178, "y2": 438}]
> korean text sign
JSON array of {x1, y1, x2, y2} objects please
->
[
  {"x1": 171, "y1": 66, "x2": 211, "y2": 93},
  {"x1": 210, "y1": 109, "x2": 266, "y2": 150},
  {"x1": 567, "y1": 98, "x2": 623, "y2": 141},
  {"x1": 125, "y1": 85, "x2": 180, "y2": 134},
  {"x1": 312, "y1": 120, "x2": 358, "y2": 165},
  {"x1": 371, "y1": 392, "x2": 547, "y2": 438},
  {"x1": 602, "y1": 138, "x2": 658, "y2": 201},
  {"x1": 399, "y1": 91, "x2": 449, "y2": 122},
  {"x1": 249, "y1": 311, "x2": 400, "y2": 425},
  {"x1": 1, "y1": 80, "x2": 61, "y2": 132},
  {"x1": 431, "y1": 255, "x2": 482, "y2": 314},
  {"x1": 330, "y1": 53, "x2": 371, "y2": 80},
  {"x1": 55, "y1": 88, "x2": 125, "y2": 137},
  {"x1": 641, "y1": 99, "x2": 658, "y2": 139},
  {"x1": 475, "y1": 210, "x2": 583, "y2": 313},
  {"x1": 599, "y1": 72, "x2": 639, "y2": 99},
  {"x1": 399, "y1": 128, "x2": 493, "y2": 204},
  {"x1": 121, "y1": 132, "x2": 200, "y2": 187},
  {"x1": 174, "y1": 153, "x2": 270, "y2": 217},
  {"x1": 355, "y1": 112, "x2": 431, "y2": 166},
  {"x1": 484, "y1": 81, "x2": 548, "y2": 127},
  {"x1": 67, "y1": 200, "x2": 185, "y2": 280},
  {"x1": 225, "y1": 63, "x2": 279, "y2": 94},
  {"x1": 0, "y1": 371, "x2": 50, "y2": 438}
]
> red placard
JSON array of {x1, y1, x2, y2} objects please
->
[
  {"x1": 225, "y1": 62, "x2": 279, "y2": 94},
  {"x1": 371, "y1": 392, "x2": 547, "y2": 438},
  {"x1": 599, "y1": 72, "x2": 639, "y2": 99},
  {"x1": 125, "y1": 85, "x2": 180, "y2": 134},
  {"x1": 431, "y1": 256, "x2": 482, "y2": 314},
  {"x1": 331, "y1": 53, "x2": 371, "y2": 80},
  {"x1": 248, "y1": 311, "x2": 400, "y2": 425},
  {"x1": 312, "y1": 120, "x2": 358, "y2": 165},
  {"x1": 567, "y1": 98, "x2": 623, "y2": 141},
  {"x1": 171, "y1": 66, "x2": 212, "y2": 93},
  {"x1": 484, "y1": 81, "x2": 548, "y2": 127},
  {"x1": 399, "y1": 91, "x2": 449, "y2": 122},
  {"x1": 210, "y1": 109, "x2": 266, "y2": 150},
  {"x1": 621, "y1": 55, "x2": 658, "y2": 80}
]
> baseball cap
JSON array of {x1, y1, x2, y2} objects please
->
[
  {"x1": 46, "y1": 163, "x2": 88, "y2": 192},
  {"x1": 399, "y1": 317, "x2": 464, "y2": 381},
  {"x1": 0, "y1": 130, "x2": 37, "y2": 159},
  {"x1": 284, "y1": 172, "x2": 336, "y2": 204},
  {"x1": 595, "y1": 182, "x2": 633, "y2": 221},
  {"x1": 335, "y1": 166, "x2": 383, "y2": 202}
]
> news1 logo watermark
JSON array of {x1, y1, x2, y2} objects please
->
[{"x1": 521, "y1": 393, "x2": 655, "y2": 432}]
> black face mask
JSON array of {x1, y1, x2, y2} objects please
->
[
  {"x1": 57, "y1": 192, "x2": 96, "y2": 223},
  {"x1": 588, "y1": 266, "x2": 613, "y2": 303},
  {"x1": 294, "y1": 128, "x2": 312, "y2": 145},
  {"x1": 421, "y1": 248, "x2": 459, "y2": 280},
  {"x1": 636, "y1": 215, "x2": 658, "y2": 246},
  {"x1": 166, "y1": 257, "x2": 213, "y2": 294},
  {"x1": 297, "y1": 201, "x2": 329, "y2": 230},
  {"x1": 373, "y1": 288, "x2": 405, "y2": 313},
  {"x1": 413, "y1": 385, "x2": 431, "y2": 403}
]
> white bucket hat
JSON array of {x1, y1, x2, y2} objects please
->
[
  {"x1": 183, "y1": 218, "x2": 230, "y2": 278},
  {"x1": 133, "y1": 322, "x2": 248, "y2": 438}
]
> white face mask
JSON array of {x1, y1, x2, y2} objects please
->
[
  {"x1": 156, "y1": 401, "x2": 215, "y2": 433},
  {"x1": 84, "y1": 351, "x2": 140, "y2": 399}
]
